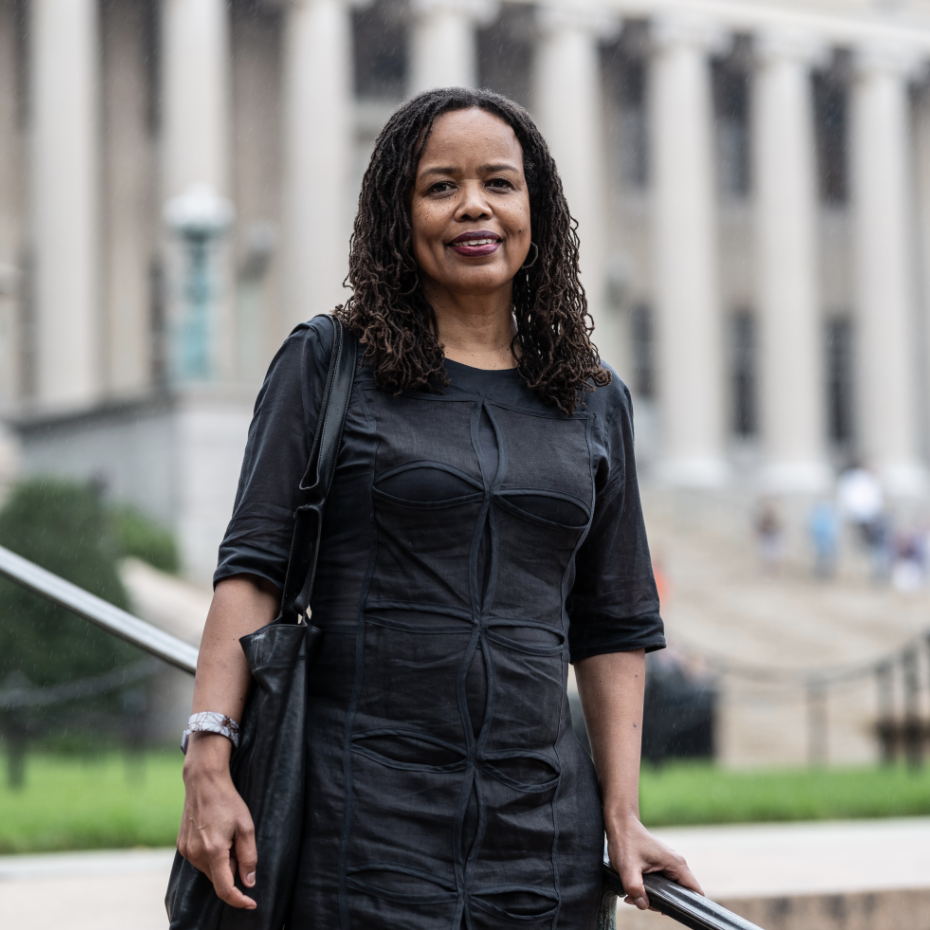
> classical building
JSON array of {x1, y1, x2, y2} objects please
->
[{"x1": 3, "y1": 0, "x2": 930, "y2": 578}]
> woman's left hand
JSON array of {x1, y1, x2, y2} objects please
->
[{"x1": 606, "y1": 813, "x2": 703, "y2": 911}]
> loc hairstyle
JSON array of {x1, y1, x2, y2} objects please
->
[{"x1": 334, "y1": 87, "x2": 610, "y2": 415}]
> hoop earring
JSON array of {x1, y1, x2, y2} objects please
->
[{"x1": 521, "y1": 242, "x2": 539, "y2": 270}]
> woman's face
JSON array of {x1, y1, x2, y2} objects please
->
[{"x1": 410, "y1": 108, "x2": 532, "y2": 302}]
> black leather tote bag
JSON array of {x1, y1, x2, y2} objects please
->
[{"x1": 166, "y1": 316, "x2": 358, "y2": 930}]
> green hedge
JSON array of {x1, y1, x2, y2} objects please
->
[
  {"x1": 0, "y1": 479, "x2": 136, "y2": 691},
  {"x1": 0, "y1": 478, "x2": 180, "y2": 787},
  {"x1": 111, "y1": 503, "x2": 179, "y2": 574}
]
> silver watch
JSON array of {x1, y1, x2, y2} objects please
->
[{"x1": 181, "y1": 711, "x2": 241, "y2": 754}]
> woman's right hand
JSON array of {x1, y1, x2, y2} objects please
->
[{"x1": 178, "y1": 732, "x2": 258, "y2": 909}]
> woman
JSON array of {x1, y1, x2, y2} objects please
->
[{"x1": 178, "y1": 87, "x2": 701, "y2": 929}]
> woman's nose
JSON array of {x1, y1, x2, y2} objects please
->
[{"x1": 456, "y1": 183, "x2": 491, "y2": 220}]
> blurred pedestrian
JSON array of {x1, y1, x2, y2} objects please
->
[
  {"x1": 892, "y1": 529, "x2": 923, "y2": 592},
  {"x1": 808, "y1": 498, "x2": 839, "y2": 579},
  {"x1": 652, "y1": 556, "x2": 671, "y2": 609},
  {"x1": 755, "y1": 498, "x2": 783, "y2": 573},
  {"x1": 869, "y1": 512, "x2": 893, "y2": 583},
  {"x1": 837, "y1": 463, "x2": 888, "y2": 580},
  {"x1": 837, "y1": 463, "x2": 883, "y2": 546}
]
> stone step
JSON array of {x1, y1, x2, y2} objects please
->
[{"x1": 639, "y1": 486, "x2": 930, "y2": 766}]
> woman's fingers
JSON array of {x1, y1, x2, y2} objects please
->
[
  {"x1": 235, "y1": 819, "x2": 258, "y2": 889},
  {"x1": 177, "y1": 775, "x2": 258, "y2": 910},
  {"x1": 208, "y1": 843, "x2": 257, "y2": 910},
  {"x1": 609, "y1": 820, "x2": 705, "y2": 911},
  {"x1": 618, "y1": 862, "x2": 650, "y2": 910},
  {"x1": 659, "y1": 851, "x2": 704, "y2": 897}
]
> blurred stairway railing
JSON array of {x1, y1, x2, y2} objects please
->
[
  {"x1": 0, "y1": 543, "x2": 197, "y2": 674},
  {"x1": 0, "y1": 542, "x2": 767, "y2": 930}
]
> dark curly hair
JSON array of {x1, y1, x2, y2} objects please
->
[{"x1": 335, "y1": 87, "x2": 610, "y2": 415}]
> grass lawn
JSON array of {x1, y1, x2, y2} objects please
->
[
  {"x1": 640, "y1": 761, "x2": 930, "y2": 827},
  {"x1": 2, "y1": 752, "x2": 930, "y2": 854},
  {"x1": 0, "y1": 750, "x2": 184, "y2": 854}
]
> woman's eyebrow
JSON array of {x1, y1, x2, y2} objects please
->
[
  {"x1": 419, "y1": 162, "x2": 520, "y2": 178},
  {"x1": 420, "y1": 165, "x2": 459, "y2": 177},
  {"x1": 480, "y1": 163, "x2": 520, "y2": 173}
]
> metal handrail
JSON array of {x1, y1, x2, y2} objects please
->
[
  {"x1": 0, "y1": 544, "x2": 198, "y2": 675},
  {"x1": 603, "y1": 863, "x2": 765, "y2": 930},
  {"x1": 0, "y1": 541, "x2": 765, "y2": 930}
]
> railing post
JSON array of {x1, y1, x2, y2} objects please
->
[
  {"x1": 902, "y1": 646, "x2": 923, "y2": 769},
  {"x1": 875, "y1": 660, "x2": 896, "y2": 764},
  {"x1": 806, "y1": 677, "x2": 827, "y2": 766}
]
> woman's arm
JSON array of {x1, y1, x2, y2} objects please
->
[
  {"x1": 575, "y1": 649, "x2": 702, "y2": 910},
  {"x1": 177, "y1": 575, "x2": 280, "y2": 910}
]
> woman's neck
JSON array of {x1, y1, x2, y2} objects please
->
[{"x1": 425, "y1": 281, "x2": 518, "y2": 371}]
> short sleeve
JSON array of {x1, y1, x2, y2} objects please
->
[
  {"x1": 213, "y1": 318, "x2": 334, "y2": 590},
  {"x1": 566, "y1": 383, "x2": 665, "y2": 662}
]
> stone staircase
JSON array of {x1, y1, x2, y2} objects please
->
[{"x1": 639, "y1": 486, "x2": 930, "y2": 767}]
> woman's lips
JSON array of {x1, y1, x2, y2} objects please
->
[{"x1": 448, "y1": 236, "x2": 501, "y2": 257}]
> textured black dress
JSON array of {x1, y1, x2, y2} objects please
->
[{"x1": 216, "y1": 317, "x2": 665, "y2": 930}]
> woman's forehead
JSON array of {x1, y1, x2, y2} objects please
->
[{"x1": 418, "y1": 109, "x2": 523, "y2": 170}]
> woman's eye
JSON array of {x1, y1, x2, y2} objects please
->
[
  {"x1": 488, "y1": 178, "x2": 514, "y2": 190},
  {"x1": 428, "y1": 181, "x2": 453, "y2": 194}
]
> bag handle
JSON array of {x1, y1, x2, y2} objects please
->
[{"x1": 279, "y1": 315, "x2": 358, "y2": 625}]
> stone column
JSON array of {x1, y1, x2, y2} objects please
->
[
  {"x1": 851, "y1": 43, "x2": 926, "y2": 495},
  {"x1": 160, "y1": 0, "x2": 233, "y2": 379},
  {"x1": 534, "y1": 5, "x2": 619, "y2": 364},
  {"x1": 0, "y1": 0, "x2": 21, "y2": 409},
  {"x1": 161, "y1": 0, "x2": 230, "y2": 206},
  {"x1": 649, "y1": 15, "x2": 728, "y2": 486},
  {"x1": 29, "y1": 0, "x2": 100, "y2": 409},
  {"x1": 753, "y1": 30, "x2": 830, "y2": 492},
  {"x1": 913, "y1": 82, "x2": 930, "y2": 465},
  {"x1": 409, "y1": 0, "x2": 497, "y2": 94},
  {"x1": 282, "y1": 0, "x2": 354, "y2": 327}
]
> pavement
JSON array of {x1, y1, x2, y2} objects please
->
[
  {"x1": 0, "y1": 848, "x2": 175, "y2": 930},
  {"x1": 1, "y1": 818, "x2": 928, "y2": 929},
  {"x1": 653, "y1": 816, "x2": 930, "y2": 899}
]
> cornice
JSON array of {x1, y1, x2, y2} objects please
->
[
  {"x1": 536, "y1": 2, "x2": 622, "y2": 40},
  {"x1": 754, "y1": 26, "x2": 830, "y2": 68},
  {"x1": 410, "y1": 0, "x2": 499, "y2": 25}
]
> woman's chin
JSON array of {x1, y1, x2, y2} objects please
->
[{"x1": 432, "y1": 270, "x2": 516, "y2": 298}]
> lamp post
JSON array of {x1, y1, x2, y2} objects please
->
[{"x1": 163, "y1": 183, "x2": 234, "y2": 384}]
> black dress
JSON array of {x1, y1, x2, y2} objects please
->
[{"x1": 216, "y1": 317, "x2": 665, "y2": 930}]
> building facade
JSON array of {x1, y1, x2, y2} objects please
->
[{"x1": 3, "y1": 0, "x2": 930, "y2": 576}]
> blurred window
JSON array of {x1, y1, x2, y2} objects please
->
[
  {"x1": 814, "y1": 74, "x2": 848, "y2": 205},
  {"x1": 826, "y1": 316, "x2": 854, "y2": 444},
  {"x1": 12, "y1": 0, "x2": 28, "y2": 130},
  {"x1": 730, "y1": 309, "x2": 756, "y2": 436},
  {"x1": 629, "y1": 303, "x2": 654, "y2": 399},
  {"x1": 714, "y1": 63, "x2": 750, "y2": 199},
  {"x1": 142, "y1": 0, "x2": 160, "y2": 136},
  {"x1": 149, "y1": 260, "x2": 167, "y2": 388},
  {"x1": 18, "y1": 248, "x2": 35, "y2": 399},
  {"x1": 353, "y1": 1, "x2": 408, "y2": 100},
  {"x1": 618, "y1": 58, "x2": 648, "y2": 189},
  {"x1": 477, "y1": 8, "x2": 533, "y2": 109}
]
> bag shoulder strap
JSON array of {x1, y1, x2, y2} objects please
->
[{"x1": 279, "y1": 315, "x2": 357, "y2": 624}]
